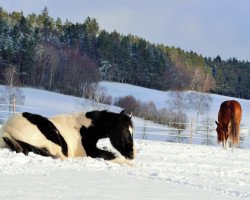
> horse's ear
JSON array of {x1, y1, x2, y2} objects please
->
[
  {"x1": 86, "y1": 111, "x2": 101, "y2": 122},
  {"x1": 120, "y1": 110, "x2": 125, "y2": 116},
  {"x1": 215, "y1": 121, "x2": 219, "y2": 126}
]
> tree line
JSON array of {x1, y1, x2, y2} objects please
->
[{"x1": 0, "y1": 7, "x2": 250, "y2": 99}]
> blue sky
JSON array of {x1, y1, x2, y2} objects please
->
[{"x1": 0, "y1": 0, "x2": 249, "y2": 61}]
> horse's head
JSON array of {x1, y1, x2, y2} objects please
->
[
  {"x1": 86, "y1": 110, "x2": 135, "y2": 160},
  {"x1": 109, "y1": 110, "x2": 135, "y2": 160},
  {"x1": 215, "y1": 121, "x2": 227, "y2": 143}
]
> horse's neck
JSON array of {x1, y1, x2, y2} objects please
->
[
  {"x1": 68, "y1": 112, "x2": 93, "y2": 130},
  {"x1": 51, "y1": 112, "x2": 92, "y2": 130}
]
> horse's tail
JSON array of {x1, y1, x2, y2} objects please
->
[
  {"x1": 0, "y1": 136, "x2": 7, "y2": 148},
  {"x1": 231, "y1": 111, "x2": 240, "y2": 145},
  {"x1": 0, "y1": 131, "x2": 20, "y2": 150},
  {"x1": 0, "y1": 132, "x2": 55, "y2": 157}
]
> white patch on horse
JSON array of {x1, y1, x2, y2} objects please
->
[
  {"x1": 129, "y1": 126, "x2": 133, "y2": 135},
  {"x1": 48, "y1": 112, "x2": 91, "y2": 157}
]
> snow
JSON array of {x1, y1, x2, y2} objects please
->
[
  {"x1": 0, "y1": 140, "x2": 249, "y2": 199},
  {"x1": 100, "y1": 81, "x2": 170, "y2": 108},
  {"x1": 100, "y1": 81, "x2": 250, "y2": 148},
  {"x1": 1, "y1": 82, "x2": 250, "y2": 199},
  {"x1": 100, "y1": 81, "x2": 250, "y2": 127}
]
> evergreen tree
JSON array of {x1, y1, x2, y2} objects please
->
[{"x1": 0, "y1": 6, "x2": 250, "y2": 100}]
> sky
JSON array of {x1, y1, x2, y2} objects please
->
[{"x1": 0, "y1": 0, "x2": 249, "y2": 61}]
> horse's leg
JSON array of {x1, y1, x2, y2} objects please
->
[
  {"x1": 222, "y1": 140, "x2": 226, "y2": 149},
  {"x1": 223, "y1": 140, "x2": 228, "y2": 150},
  {"x1": 85, "y1": 144, "x2": 116, "y2": 160},
  {"x1": 81, "y1": 128, "x2": 116, "y2": 160},
  {"x1": 231, "y1": 141, "x2": 235, "y2": 152},
  {"x1": 89, "y1": 147, "x2": 133, "y2": 166},
  {"x1": 86, "y1": 145, "x2": 133, "y2": 166},
  {"x1": 95, "y1": 148, "x2": 117, "y2": 160},
  {"x1": 223, "y1": 132, "x2": 228, "y2": 150}
]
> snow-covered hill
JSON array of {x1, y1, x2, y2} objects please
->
[
  {"x1": 1, "y1": 82, "x2": 250, "y2": 199},
  {"x1": 100, "y1": 81, "x2": 250, "y2": 127}
]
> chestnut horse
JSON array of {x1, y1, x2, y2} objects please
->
[{"x1": 215, "y1": 100, "x2": 242, "y2": 149}]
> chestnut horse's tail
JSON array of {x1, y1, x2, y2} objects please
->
[{"x1": 231, "y1": 107, "x2": 241, "y2": 145}]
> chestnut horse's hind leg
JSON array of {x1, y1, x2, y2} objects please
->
[
  {"x1": 230, "y1": 142, "x2": 235, "y2": 152},
  {"x1": 222, "y1": 140, "x2": 226, "y2": 149},
  {"x1": 223, "y1": 139, "x2": 230, "y2": 150}
]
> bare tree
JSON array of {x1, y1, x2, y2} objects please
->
[
  {"x1": 199, "y1": 117, "x2": 216, "y2": 146},
  {"x1": 166, "y1": 91, "x2": 188, "y2": 130},
  {"x1": 92, "y1": 85, "x2": 112, "y2": 105},
  {"x1": 81, "y1": 83, "x2": 112, "y2": 104},
  {"x1": 75, "y1": 84, "x2": 112, "y2": 111},
  {"x1": 4, "y1": 65, "x2": 20, "y2": 88},
  {"x1": 82, "y1": 83, "x2": 98, "y2": 100},
  {"x1": 114, "y1": 95, "x2": 138, "y2": 114},
  {"x1": 167, "y1": 91, "x2": 187, "y2": 117},
  {"x1": 0, "y1": 65, "x2": 25, "y2": 117},
  {"x1": 57, "y1": 47, "x2": 100, "y2": 96},
  {"x1": 145, "y1": 101, "x2": 157, "y2": 119},
  {"x1": 187, "y1": 92, "x2": 212, "y2": 124}
]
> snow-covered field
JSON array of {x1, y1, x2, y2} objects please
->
[
  {"x1": 0, "y1": 139, "x2": 250, "y2": 199},
  {"x1": 1, "y1": 82, "x2": 250, "y2": 199}
]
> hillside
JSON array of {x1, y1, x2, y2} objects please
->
[
  {"x1": 1, "y1": 83, "x2": 250, "y2": 199},
  {"x1": 100, "y1": 82, "x2": 250, "y2": 127},
  {"x1": 0, "y1": 7, "x2": 250, "y2": 99},
  {"x1": 1, "y1": 81, "x2": 250, "y2": 146}
]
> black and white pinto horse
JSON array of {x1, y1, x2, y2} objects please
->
[{"x1": 0, "y1": 110, "x2": 135, "y2": 165}]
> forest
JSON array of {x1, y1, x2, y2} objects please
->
[{"x1": 0, "y1": 7, "x2": 250, "y2": 99}]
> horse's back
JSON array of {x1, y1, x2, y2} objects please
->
[
  {"x1": 231, "y1": 100, "x2": 242, "y2": 124},
  {"x1": 218, "y1": 101, "x2": 231, "y2": 124},
  {"x1": 49, "y1": 113, "x2": 88, "y2": 157},
  {"x1": 219, "y1": 100, "x2": 242, "y2": 121}
]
